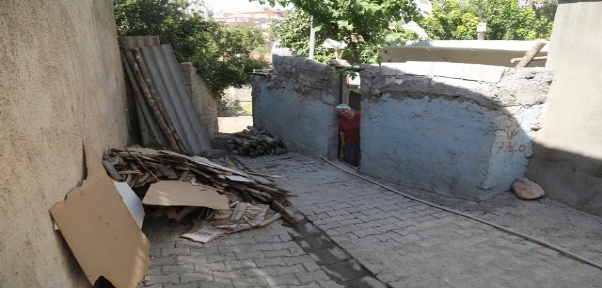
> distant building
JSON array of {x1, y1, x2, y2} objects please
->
[{"x1": 215, "y1": 8, "x2": 286, "y2": 29}]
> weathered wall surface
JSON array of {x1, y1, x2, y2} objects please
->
[
  {"x1": 526, "y1": 0, "x2": 602, "y2": 216},
  {"x1": 180, "y1": 62, "x2": 219, "y2": 138},
  {"x1": 0, "y1": 1, "x2": 128, "y2": 287},
  {"x1": 359, "y1": 62, "x2": 553, "y2": 200},
  {"x1": 252, "y1": 56, "x2": 339, "y2": 158}
]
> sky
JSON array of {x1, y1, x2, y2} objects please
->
[{"x1": 202, "y1": 0, "x2": 285, "y2": 14}]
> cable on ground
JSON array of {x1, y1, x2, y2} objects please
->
[{"x1": 320, "y1": 156, "x2": 602, "y2": 271}]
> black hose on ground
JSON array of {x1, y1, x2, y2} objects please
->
[{"x1": 320, "y1": 156, "x2": 602, "y2": 271}]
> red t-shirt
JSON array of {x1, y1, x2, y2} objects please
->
[{"x1": 339, "y1": 111, "x2": 360, "y2": 145}]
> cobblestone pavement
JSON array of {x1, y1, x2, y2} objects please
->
[{"x1": 139, "y1": 151, "x2": 602, "y2": 288}]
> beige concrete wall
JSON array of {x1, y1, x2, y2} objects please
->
[
  {"x1": 0, "y1": 1, "x2": 128, "y2": 287},
  {"x1": 527, "y1": 0, "x2": 602, "y2": 216},
  {"x1": 382, "y1": 47, "x2": 547, "y2": 67}
]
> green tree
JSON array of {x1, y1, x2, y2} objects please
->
[
  {"x1": 113, "y1": 0, "x2": 268, "y2": 97},
  {"x1": 257, "y1": 0, "x2": 420, "y2": 64},
  {"x1": 420, "y1": 0, "x2": 555, "y2": 40}
]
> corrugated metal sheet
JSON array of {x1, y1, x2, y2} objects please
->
[
  {"x1": 120, "y1": 51, "x2": 169, "y2": 148},
  {"x1": 139, "y1": 44, "x2": 212, "y2": 155}
]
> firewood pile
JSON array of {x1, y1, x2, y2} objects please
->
[
  {"x1": 228, "y1": 126, "x2": 288, "y2": 157},
  {"x1": 103, "y1": 147, "x2": 300, "y2": 242}
]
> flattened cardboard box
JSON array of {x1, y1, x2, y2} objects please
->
[{"x1": 50, "y1": 145, "x2": 150, "y2": 288}]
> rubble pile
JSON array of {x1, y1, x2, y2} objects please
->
[
  {"x1": 228, "y1": 126, "x2": 288, "y2": 157},
  {"x1": 103, "y1": 147, "x2": 300, "y2": 243}
]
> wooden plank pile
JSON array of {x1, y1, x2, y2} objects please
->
[
  {"x1": 103, "y1": 147, "x2": 301, "y2": 230},
  {"x1": 228, "y1": 126, "x2": 288, "y2": 157}
]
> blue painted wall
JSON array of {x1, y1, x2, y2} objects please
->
[
  {"x1": 361, "y1": 95, "x2": 500, "y2": 199},
  {"x1": 252, "y1": 59, "x2": 552, "y2": 200},
  {"x1": 253, "y1": 82, "x2": 338, "y2": 157}
]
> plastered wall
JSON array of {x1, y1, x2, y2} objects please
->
[
  {"x1": 360, "y1": 62, "x2": 552, "y2": 200},
  {"x1": 251, "y1": 56, "x2": 340, "y2": 158},
  {"x1": 526, "y1": 0, "x2": 602, "y2": 216},
  {"x1": 255, "y1": 56, "x2": 552, "y2": 200},
  {"x1": 0, "y1": 1, "x2": 128, "y2": 287}
]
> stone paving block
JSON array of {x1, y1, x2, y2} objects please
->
[
  {"x1": 143, "y1": 274, "x2": 179, "y2": 285},
  {"x1": 206, "y1": 252, "x2": 236, "y2": 262},
  {"x1": 145, "y1": 267, "x2": 162, "y2": 276},
  {"x1": 355, "y1": 235, "x2": 383, "y2": 246},
  {"x1": 281, "y1": 255, "x2": 315, "y2": 266},
  {"x1": 398, "y1": 212, "x2": 419, "y2": 221},
  {"x1": 265, "y1": 274, "x2": 302, "y2": 286},
  {"x1": 316, "y1": 280, "x2": 345, "y2": 288},
  {"x1": 413, "y1": 215, "x2": 438, "y2": 224},
  {"x1": 288, "y1": 247, "x2": 306, "y2": 256},
  {"x1": 330, "y1": 224, "x2": 358, "y2": 236},
  {"x1": 231, "y1": 276, "x2": 268, "y2": 287},
  {"x1": 180, "y1": 272, "x2": 214, "y2": 283},
  {"x1": 302, "y1": 261, "x2": 322, "y2": 272},
  {"x1": 373, "y1": 231, "x2": 402, "y2": 242},
  {"x1": 217, "y1": 245, "x2": 244, "y2": 254},
  {"x1": 163, "y1": 264, "x2": 194, "y2": 274},
  {"x1": 320, "y1": 221, "x2": 344, "y2": 230},
  {"x1": 224, "y1": 259, "x2": 257, "y2": 270},
  {"x1": 149, "y1": 256, "x2": 177, "y2": 265},
  {"x1": 194, "y1": 261, "x2": 227, "y2": 272},
  {"x1": 253, "y1": 235, "x2": 283, "y2": 243},
  {"x1": 273, "y1": 263, "x2": 307, "y2": 276},
  {"x1": 162, "y1": 247, "x2": 191, "y2": 256},
  {"x1": 326, "y1": 209, "x2": 351, "y2": 218},
  {"x1": 296, "y1": 270, "x2": 331, "y2": 284},
  {"x1": 149, "y1": 248, "x2": 161, "y2": 257},
  {"x1": 337, "y1": 217, "x2": 363, "y2": 226},
  {"x1": 234, "y1": 250, "x2": 266, "y2": 260},
  {"x1": 140, "y1": 284, "x2": 162, "y2": 288},
  {"x1": 189, "y1": 246, "x2": 220, "y2": 255},
  {"x1": 279, "y1": 233, "x2": 293, "y2": 242},
  {"x1": 353, "y1": 227, "x2": 381, "y2": 238},
  {"x1": 151, "y1": 241, "x2": 176, "y2": 249},
  {"x1": 243, "y1": 243, "x2": 275, "y2": 251},
  {"x1": 255, "y1": 257, "x2": 287, "y2": 268},
  {"x1": 273, "y1": 241, "x2": 303, "y2": 250},
  {"x1": 395, "y1": 233, "x2": 422, "y2": 245},
  {"x1": 241, "y1": 267, "x2": 278, "y2": 278},
  {"x1": 263, "y1": 249, "x2": 294, "y2": 258},
  {"x1": 176, "y1": 254, "x2": 207, "y2": 264}
]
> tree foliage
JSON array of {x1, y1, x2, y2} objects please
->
[
  {"x1": 419, "y1": 0, "x2": 556, "y2": 40},
  {"x1": 257, "y1": 0, "x2": 420, "y2": 64},
  {"x1": 113, "y1": 0, "x2": 268, "y2": 97}
]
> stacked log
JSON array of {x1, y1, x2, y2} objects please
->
[
  {"x1": 104, "y1": 147, "x2": 300, "y2": 225},
  {"x1": 228, "y1": 126, "x2": 287, "y2": 157}
]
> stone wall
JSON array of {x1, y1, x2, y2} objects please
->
[
  {"x1": 360, "y1": 62, "x2": 553, "y2": 200},
  {"x1": 180, "y1": 62, "x2": 219, "y2": 138},
  {"x1": 252, "y1": 56, "x2": 340, "y2": 158},
  {"x1": 0, "y1": 1, "x2": 128, "y2": 287}
]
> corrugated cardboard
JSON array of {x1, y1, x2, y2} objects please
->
[
  {"x1": 143, "y1": 180, "x2": 229, "y2": 210},
  {"x1": 49, "y1": 144, "x2": 150, "y2": 288}
]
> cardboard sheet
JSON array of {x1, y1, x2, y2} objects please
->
[
  {"x1": 49, "y1": 144, "x2": 150, "y2": 288},
  {"x1": 143, "y1": 180, "x2": 229, "y2": 210}
]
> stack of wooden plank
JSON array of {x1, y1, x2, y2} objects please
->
[
  {"x1": 103, "y1": 147, "x2": 300, "y2": 227},
  {"x1": 228, "y1": 126, "x2": 288, "y2": 157}
]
